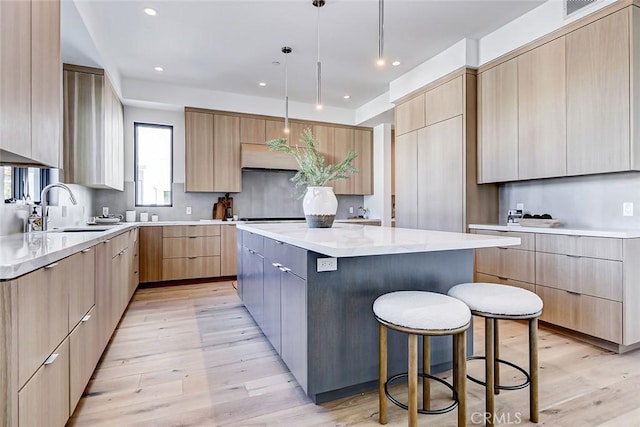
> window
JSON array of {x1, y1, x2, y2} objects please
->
[
  {"x1": 2, "y1": 166, "x2": 49, "y2": 203},
  {"x1": 135, "y1": 123, "x2": 173, "y2": 206}
]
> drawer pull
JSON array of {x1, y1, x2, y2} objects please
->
[
  {"x1": 248, "y1": 249, "x2": 255, "y2": 254},
  {"x1": 566, "y1": 290, "x2": 581, "y2": 296},
  {"x1": 279, "y1": 266, "x2": 291, "y2": 273},
  {"x1": 275, "y1": 240, "x2": 284, "y2": 245},
  {"x1": 81, "y1": 248, "x2": 92, "y2": 253},
  {"x1": 498, "y1": 247, "x2": 508, "y2": 250},
  {"x1": 81, "y1": 314, "x2": 91, "y2": 322},
  {"x1": 44, "y1": 353, "x2": 59, "y2": 366},
  {"x1": 104, "y1": 239, "x2": 111, "y2": 244},
  {"x1": 188, "y1": 256, "x2": 198, "y2": 260},
  {"x1": 44, "y1": 262, "x2": 58, "y2": 270},
  {"x1": 272, "y1": 262, "x2": 282, "y2": 268},
  {"x1": 189, "y1": 236, "x2": 198, "y2": 239},
  {"x1": 497, "y1": 276, "x2": 508, "y2": 281},
  {"x1": 566, "y1": 254, "x2": 581, "y2": 258}
]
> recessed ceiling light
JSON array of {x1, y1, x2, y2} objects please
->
[
  {"x1": 259, "y1": 82, "x2": 267, "y2": 87},
  {"x1": 144, "y1": 8, "x2": 157, "y2": 16},
  {"x1": 392, "y1": 61, "x2": 401, "y2": 66},
  {"x1": 154, "y1": 66, "x2": 163, "y2": 72},
  {"x1": 343, "y1": 95, "x2": 351, "y2": 100}
]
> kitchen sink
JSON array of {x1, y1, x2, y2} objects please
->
[{"x1": 52, "y1": 226, "x2": 115, "y2": 233}]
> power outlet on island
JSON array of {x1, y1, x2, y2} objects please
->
[
  {"x1": 623, "y1": 202, "x2": 634, "y2": 217},
  {"x1": 317, "y1": 257, "x2": 337, "y2": 272}
]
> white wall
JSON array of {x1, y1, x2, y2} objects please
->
[{"x1": 364, "y1": 123, "x2": 392, "y2": 226}]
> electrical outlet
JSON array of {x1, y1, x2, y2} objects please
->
[
  {"x1": 623, "y1": 202, "x2": 634, "y2": 217},
  {"x1": 349, "y1": 206, "x2": 354, "y2": 214},
  {"x1": 317, "y1": 257, "x2": 337, "y2": 272},
  {"x1": 516, "y1": 203, "x2": 524, "y2": 211},
  {"x1": 186, "y1": 206, "x2": 192, "y2": 215}
]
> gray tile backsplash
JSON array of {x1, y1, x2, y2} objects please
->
[
  {"x1": 93, "y1": 170, "x2": 364, "y2": 221},
  {"x1": 500, "y1": 171, "x2": 640, "y2": 229}
]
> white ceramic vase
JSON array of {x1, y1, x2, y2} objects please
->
[{"x1": 303, "y1": 186, "x2": 338, "y2": 228}]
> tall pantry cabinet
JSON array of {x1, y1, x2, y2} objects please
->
[{"x1": 394, "y1": 69, "x2": 498, "y2": 232}]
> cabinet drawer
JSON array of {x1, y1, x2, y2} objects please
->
[
  {"x1": 68, "y1": 248, "x2": 95, "y2": 332},
  {"x1": 163, "y1": 225, "x2": 220, "y2": 238},
  {"x1": 19, "y1": 338, "x2": 70, "y2": 427},
  {"x1": 243, "y1": 231, "x2": 264, "y2": 254},
  {"x1": 69, "y1": 306, "x2": 99, "y2": 414},
  {"x1": 110, "y1": 232, "x2": 129, "y2": 258},
  {"x1": 264, "y1": 238, "x2": 307, "y2": 279},
  {"x1": 476, "y1": 247, "x2": 535, "y2": 283},
  {"x1": 476, "y1": 273, "x2": 535, "y2": 293},
  {"x1": 18, "y1": 259, "x2": 69, "y2": 388},
  {"x1": 471, "y1": 229, "x2": 534, "y2": 250},
  {"x1": 536, "y1": 285, "x2": 622, "y2": 343},
  {"x1": 162, "y1": 256, "x2": 221, "y2": 281},
  {"x1": 536, "y1": 252, "x2": 622, "y2": 301},
  {"x1": 162, "y1": 236, "x2": 221, "y2": 258},
  {"x1": 535, "y1": 234, "x2": 622, "y2": 260}
]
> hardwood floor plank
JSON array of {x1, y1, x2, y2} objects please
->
[{"x1": 69, "y1": 281, "x2": 640, "y2": 427}]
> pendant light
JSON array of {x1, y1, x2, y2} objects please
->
[
  {"x1": 282, "y1": 46, "x2": 292, "y2": 135},
  {"x1": 377, "y1": 0, "x2": 385, "y2": 66},
  {"x1": 313, "y1": 0, "x2": 325, "y2": 110}
]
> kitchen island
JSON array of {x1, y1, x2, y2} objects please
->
[{"x1": 236, "y1": 223, "x2": 519, "y2": 403}]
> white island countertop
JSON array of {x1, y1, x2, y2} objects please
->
[{"x1": 237, "y1": 223, "x2": 520, "y2": 258}]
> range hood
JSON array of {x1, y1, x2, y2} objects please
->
[{"x1": 241, "y1": 143, "x2": 298, "y2": 170}]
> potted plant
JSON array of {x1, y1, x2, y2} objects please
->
[{"x1": 267, "y1": 128, "x2": 357, "y2": 228}]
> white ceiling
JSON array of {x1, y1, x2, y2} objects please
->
[{"x1": 63, "y1": 0, "x2": 546, "y2": 109}]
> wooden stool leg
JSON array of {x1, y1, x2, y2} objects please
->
[
  {"x1": 408, "y1": 334, "x2": 418, "y2": 427},
  {"x1": 529, "y1": 318, "x2": 539, "y2": 423},
  {"x1": 379, "y1": 323, "x2": 387, "y2": 424},
  {"x1": 494, "y1": 319, "x2": 500, "y2": 395},
  {"x1": 456, "y1": 331, "x2": 467, "y2": 427},
  {"x1": 422, "y1": 336, "x2": 430, "y2": 410},
  {"x1": 485, "y1": 318, "x2": 495, "y2": 426}
]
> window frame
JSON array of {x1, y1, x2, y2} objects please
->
[
  {"x1": 3, "y1": 166, "x2": 49, "y2": 203},
  {"x1": 134, "y1": 122, "x2": 174, "y2": 208}
]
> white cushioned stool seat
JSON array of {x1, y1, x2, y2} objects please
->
[
  {"x1": 448, "y1": 283, "x2": 543, "y2": 316},
  {"x1": 373, "y1": 291, "x2": 471, "y2": 331}
]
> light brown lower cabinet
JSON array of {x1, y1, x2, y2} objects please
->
[
  {"x1": 69, "y1": 306, "x2": 99, "y2": 413},
  {"x1": 18, "y1": 338, "x2": 69, "y2": 427},
  {"x1": 162, "y1": 257, "x2": 221, "y2": 281},
  {"x1": 68, "y1": 248, "x2": 95, "y2": 333},
  {"x1": 221, "y1": 224, "x2": 238, "y2": 276}
]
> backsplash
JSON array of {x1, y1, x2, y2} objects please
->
[
  {"x1": 500, "y1": 171, "x2": 640, "y2": 229},
  {"x1": 93, "y1": 170, "x2": 364, "y2": 221}
]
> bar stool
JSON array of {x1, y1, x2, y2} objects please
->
[
  {"x1": 448, "y1": 283, "x2": 543, "y2": 425},
  {"x1": 373, "y1": 291, "x2": 471, "y2": 427}
]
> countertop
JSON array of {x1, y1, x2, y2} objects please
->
[
  {"x1": 237, "y1": 223, "x2": 520, "y2": 258},
  {"x1": 469, "y1": 224, "x2": 640, "y2": 239}
]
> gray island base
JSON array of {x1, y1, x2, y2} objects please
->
[{"x1": 236, "y1": 223, "x2": 520, "y2": 403}]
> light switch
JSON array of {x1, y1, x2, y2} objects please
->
[
  {"x1": 623, "y1": 202, "x2": 633, "y2": 217},
  {"x1": 186, "y1": 206, "x2": 192, "y2": 215}
]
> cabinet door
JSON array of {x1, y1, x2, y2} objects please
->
[
  {"x1": 263, "y1": 262, "x2": 282, "y2": 354},
  {"x1": 394, "y1": 131, "x2": 418, "y2": 229},
  {"x1": 288, "y1": 121, "x2": 310, "y2": 146},
  {"x1": 221, "y1": 225, "x2": 238, "y2": 276},
  {"x1": 69, "y1": 307, "x2": 99, "y2": 414},
  {"x1": 162, "y1": 236, "x2": 221, "y2": 258},
  {"x1": 213, "y1": 114, "x2": 241, "y2": 192},
  {"x1": 18, "y1": 259, "x2": 69, "y2": 389},
  {"x1": 0, "y1": 0, "x2": 31, "y2": 159},
  {"x1": 265, "y1": 119, "x2": 286, "y2": 142},
  {"x1": 243, "y1": 248, "x2": 264, "y2": 325},
  {"x1": 417, "y1": 116, "x2": 463, "y2": 232},
  {"x1": 475, "y1": 247, "x2": 535, "y2": 284},
  {"x1": 18, "y1": 338, "x2": 69, "y2": 427},
  {"x1": 312, "y1": 125, "x2": 335, "y2": 165},
  {"x1": 478, "y1": 59, "x2": 518, "y2": 183},
  {"x1": 567, "y1": 9, "x2": 630, "y2": 175},
  {"x1": 162, "y1": 256, "x2": 221, "y2": 280},
  {"x1": 354, "y1": 129, "x2": 373, "y2": 195},
  {"x1": 332, "y1": 127, "x2": 354, "y2": 195},
  {"x1": 240, "y1": 117, "x2": 266, "y2": 143},
  {"x1": 425, "y1": 76, "x2": 463, "y2": 126},
  {"x1": 518, "y1": 37, "x2": 566, "y2": 179},
  {"x1": 31, "y1": 0, "x2": 61, "y2": 167},
  {"x1": 104, "y1": 78, "x2": 124, "y2": 190},
  {"x1": 395, "y1": 94, "x2": 425, "y2": 136},
  {"x1": 68, "y1": 248, "x2": 95, "y2": 332},
  {"x1": 185, "y1": 111, "x2": 214, "y2": 191},
  {"x1": 281, "y1": 271, "x2": 307, "y2": 392}
]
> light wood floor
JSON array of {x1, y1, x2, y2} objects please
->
[{"x1": 68, "y1": 281, "x2": 640, "y2": 426}]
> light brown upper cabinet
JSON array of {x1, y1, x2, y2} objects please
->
[
  {"x1": 425, "y1": 76, "x2": 463, "y2": 126},
  {"x1": 0, "y1": 0, "x2": 61, "y2": 168},
  {"x1": 395, "y1": 69, "x2": 498, "y2": 232},
  {"x1": 63, "y1": 65, "x2": 124, "y2": 190},
  {"x1": 395, "y1": 94, "x2": 425, "y2": 136},
  {"x1": 332, "y1": 127, "x2": 354, "y2": 195},
  {"x1": 185, "y1": 110, "x2": 214, "y2": 191},
  {"x1": 240, "y1": 117, "x2": 266, "y2": 144},
  {"x1": 312, "y1": 125, "x2": 336, "y2": 165},
  {"x1": 566, "y1": 8, "x2": 630, "y2": 175},
  {"x1": 518, "y1": 37, "x2": 567, "y2": 180},
  {"x1": 213, "y1": 115, "x2": 241, "y2": 192},
  {"x1": 353, "y1": 129, "x2": 373, "y2": 195},
  {"x1": 478, "y1": 59, "x2": 518, "y2": 183},
  {"x1": 265, "y1": 119, "x2": 285, "y2": 142},
  {"x1": 287, "y1": 121, "x2": 311, "y2": 146}
]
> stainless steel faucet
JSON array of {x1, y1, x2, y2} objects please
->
[{"x1": 40, "y1": 183, "x2": 78, "y2": 231}]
